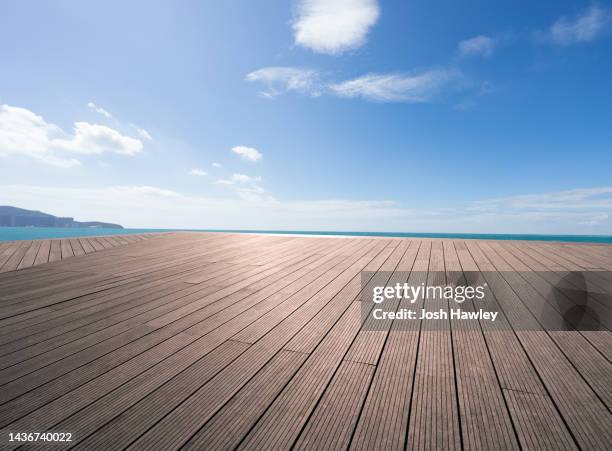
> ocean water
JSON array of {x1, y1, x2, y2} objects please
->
[
  {"x1": 0, "y1": 227, "x2": 175, "y2": 242},
  {"x1": 0, "y1": 227, "x2": 611, "y2": 244}
]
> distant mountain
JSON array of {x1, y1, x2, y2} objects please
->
[{"x1": 0, "y1": 206, "x2": 123, "y2": 229}]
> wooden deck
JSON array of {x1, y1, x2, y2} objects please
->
[
  {"x1": 0, "y1": 232, "x2": 610, "y2": 450},
  {"x1": 0, "y1": 233, "x2": 167, "y2": 273}
]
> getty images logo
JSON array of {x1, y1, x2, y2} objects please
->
[{"x1": 372, "y1": 281, "x2": 486, "y2": 304}]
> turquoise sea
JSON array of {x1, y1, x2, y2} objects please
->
[{"x1": 0, "y1": 227, "x2": 611, "y2": 244}]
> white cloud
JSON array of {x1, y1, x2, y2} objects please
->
[
  {"x1": 458, "y1": 35, "x2": 496, "y2": 57},
  {"x1": 0, "y1": 104, "x2": 143, "y2": 167},
  {"x1": 231, "y1": 145, "x2": 263, "y2": 162},
  {"x1": 328, "y1": 69, "x2": 461, "y2": 103},
  {"x1": 293, "y1": 0, "x2": 380, "y2": 54},
  {"x1": 87, "y1": 102, "x2": 113, "y2": 119},
  {"x1": 212, "y1": 162, "x2": 222, "y2": 168},
  {"x1": 51, "y1": 122, "x2": 142, "y2": 156},
  {"x1": 189, "y1": 169, "x2": 208, "y2": 176},
  {"x1": 541, "y1": 5, "x2": 610, "y2": 45},
  {"x1": 0, "y1": 105, "x2": 79, "y2": 168},
  {"x1": 245, "y1": 67, "x2": 320, "y2": 98}
]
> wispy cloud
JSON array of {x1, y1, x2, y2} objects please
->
[
  {"x1": 215, "y1": 173, "x2": 269, "y2": 201},
  {"x1": 453, "y1": 100, "x2": 477, "y2": 112},
  {"x1": 87, "y1": 102, "x2": 113, "y2": 118},
  {"x1": 0, "y1": 104, "x2": 143, "y2": 168},
  {"x1": 460, "y1": 187, "x2": 612, "y2": 231},
  {"x1": 0, "y1": 184, "x2": 415, "y2": 229},
  {"x1": 212, "y1": 162, "x2": 222, "y2": 168},
  {"x1": 216, "y1": 173, "x2": 262, "y2": 185},
  {"x1": 231, "y1": 145, "x2": 262, "y2": 162},
  {"x1": 328, "y1": 69, "x2": 462, "y2": 103},
  {"x1": 458, "y1": 35, "x2": 497, "y2": 57},
  {"x1": 247, "y1": 67, "x2": 464, "y2": 103},
  {"x1": 539, "y1": 5, "x2": 611, "y2": 46},
  {"x1": 234, "y1": 185, "x2": 270, "y2": 202},
  {"x1": 245, "y1": 67, "x2": 320, "y2": 98},
  {"x1": 292, "y1": 0, "x2": 380, "y2": 55},
  {"x1": 579, "y1": 214, "x2": 609, "y2": 226},
  {"x1": 1, "y1": 184, "x2": 609, "y2": 233},
  {"x1": 129, "y1": 123, "x2": 153, "y2": 141},
  {"x1": 109, "y1": 186, "x2": 180, "y2": 198},
  {"x1": 87, "y1": 104, "x2": 153, "y2": 142},
  {"x1": 189, "y1": 169, "x2": 207, "y2": 176},
  {"x1": 471, "y1": 187, "x2": 612, "y2": 211}
]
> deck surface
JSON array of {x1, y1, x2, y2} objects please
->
[
  {"x1": 0, "y1": 233, "x2": 165, "y2": 273},
  {"x1": 0, "y1": 232, "x2": 610, "y2": 450}
]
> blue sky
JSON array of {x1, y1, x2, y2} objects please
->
[{"x1": 1, "y1": 0, "x2": 611, "y2": 233}]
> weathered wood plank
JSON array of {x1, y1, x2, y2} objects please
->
[{"x1": 0, "y1": 233, "x2": 609, "y2": 450}]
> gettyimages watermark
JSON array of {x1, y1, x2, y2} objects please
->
[{"x1": 360, "y1": 271, "x2": 612, "y2": 331}]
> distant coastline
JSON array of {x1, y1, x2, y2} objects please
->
[
  {"x1": 0, "y1": 227, "x2": 611, "y2": 244},
  {"x1": 0, "y1": 206, "x2": 122, "y2": 229}
]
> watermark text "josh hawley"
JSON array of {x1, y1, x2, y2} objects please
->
[{"x1": 369, "y1": 281, "x2": 497, "y2": 322}]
